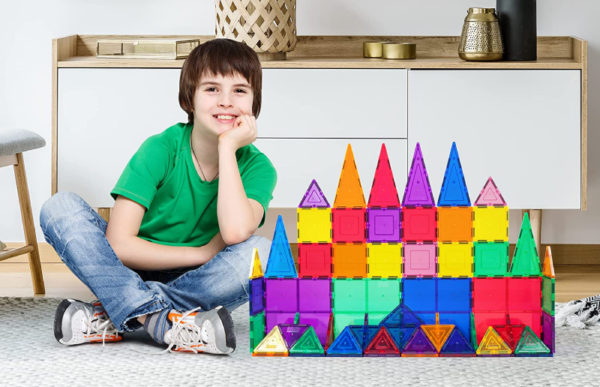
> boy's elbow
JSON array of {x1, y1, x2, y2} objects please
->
[{"x1": 221, "y1": 227, "x2": 254, "y2": 246}]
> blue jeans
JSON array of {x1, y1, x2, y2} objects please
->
[{"x1": 40, "y1": 191, "x2": 271, "y2": 333}]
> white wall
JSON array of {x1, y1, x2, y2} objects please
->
[{"x1": 0, "y1": 0, "x2": 597, "y2": 245}]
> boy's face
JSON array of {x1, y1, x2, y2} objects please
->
[{"x1": 193, "y1": 71, "x2": 254, "y2": 138}]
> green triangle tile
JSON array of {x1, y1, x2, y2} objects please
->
[
  {"x1": 515, "y1": 326, "x2": 550, "y2": 356},
  {"x1": 510, "y1": 213, "x2": 541, "y2": 276},
  {"x1": 289, "y1": 326, "x2": 324, "y2": 356}
]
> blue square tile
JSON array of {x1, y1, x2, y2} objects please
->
[
  {"x1": 403, "y1": 278, "x2": 436, "y2": 312},
  {"x1": 249, "y1": 277, "x2": 265, "y2": 315},
  {"x1": 415, "y1": 312, "x2": 436, "y2": 325},
  {"x1": 438, "y1": 278, "x2": 471, "y2": 312}
]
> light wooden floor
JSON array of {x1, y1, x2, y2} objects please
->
[{"x1": 1, "y1": 263, "x2": 599, "y2": 303}]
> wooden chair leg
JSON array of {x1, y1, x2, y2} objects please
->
[
  {"x1": 522, "y1": 209, "x2": 543, "y2": 258},
  {"x1": 14, "y1": 152, "x2": 45, "y2": 295}
]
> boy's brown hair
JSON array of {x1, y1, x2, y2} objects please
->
[{"x1": 179, "y1": 38, "x2": 263, "y2": 124}]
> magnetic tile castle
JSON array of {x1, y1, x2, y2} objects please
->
[{"x1": 249, "y1": 142, "x2": 555, "y2": 358}]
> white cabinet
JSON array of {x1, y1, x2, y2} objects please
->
[
  {"x1": 259, "y1": 69, "x2": 407, "y2": 138},
  {"x1": 255, "y1": 139, "x2": 407, "y2": 207},
  {"x1": 408, "y1": 70, "x2": 581, "y2": 209}
]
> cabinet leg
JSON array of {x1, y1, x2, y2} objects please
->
[{"x1": 522, "y1": 209, "x2": 543, "y2": 258}]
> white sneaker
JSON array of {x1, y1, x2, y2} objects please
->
[
  {"x1": 54, "y1": 299, "x2": 122, "y2": 346},
  {"x1": 163, "y1": 306, "x2": 236, "y2": 355}
]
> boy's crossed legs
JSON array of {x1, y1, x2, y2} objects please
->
[{"x1": 40, "y1": 191, "x2": 271, "y2": 354}]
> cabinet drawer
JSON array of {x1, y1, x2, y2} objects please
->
[
  {"x1": 57, "y1": 68, "x2": 187, "y2": 207},
  {"x1": 408, "y1": 69, "x2": 581, "y2": 209},
  {"x1": 255, "y1": 139, "x2": 408, "y2": 208},
  {"x1": 259, "y1": 69, "x2": 407, "y2": 139}
]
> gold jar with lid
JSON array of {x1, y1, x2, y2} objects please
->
[{"x1": 458, "y1": 7, "x2": 504, "y2": 61}]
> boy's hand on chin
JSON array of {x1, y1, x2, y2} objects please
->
[{"x1": 218, "y1": 114, "x2": 257, "y2": 152}]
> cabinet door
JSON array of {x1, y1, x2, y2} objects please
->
[
  {"x1": 254, "y1": 139, "x2": 407, "y2": 208},
  {"x1": 57, "y1": 68, "x2": 186, "y2": 207},
  {"x1": 260, "y1": 69, "x2": 407, "y2": 139},
  {"x1": 408, "y1": 70, "x2": 581, "y2": 209}
]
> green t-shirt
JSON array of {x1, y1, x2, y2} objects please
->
[{"x1": 110, "y1": 122, "x2": 277, "y2": 247}]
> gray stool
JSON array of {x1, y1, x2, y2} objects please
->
[{"x1": 0, "y1": 129, "x2": 46, "y2": 294}]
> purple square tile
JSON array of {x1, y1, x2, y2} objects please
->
[
  {"x1": 265, "y1": 312, "x2": 297, "y2": 334},
  {"x1": 542, "y1": 311, "x2": 555, "y2": 353},
  {"x1": 298, "y1": 279, "x2": 331, "y2": 312},
  {"x1": 299, "y1": 312, "x2": 331, "y2": 346},
  {"x1": 265, "y1": 279, "x2": 298, "y2": 312},
  {"x1": 249, "y1": 277, "x2": 265, "y2": 315},
  {"x1": 367, "y1": 208, "x2": 401, "y2": 243}
]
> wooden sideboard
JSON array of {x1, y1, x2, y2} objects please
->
[{"x1": 52, "y1": 35, "x2": 588, "y2": 245}]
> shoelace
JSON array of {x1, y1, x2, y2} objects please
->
[
  {"x1": 163, "y1": 306, "x2": 206, "y2": 354},
  {"x1": 84, "y1": 310, "x2": 120, "y2": 348},
  {"x1": 129, "y1": 306, "x2": 207, "y2": 355}
]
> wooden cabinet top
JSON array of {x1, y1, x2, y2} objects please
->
[{"x1": 54, "y1": 35, "x2": 587, "y2": 70}]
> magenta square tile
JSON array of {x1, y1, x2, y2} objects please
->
[
  {"x1": 298, "y1": 279, "x2": 331, "y2": 312},
  {"x1": 299, "y1": 312, "x2": 330, "y2": 346},
  {"x1": 265, "y1": 279, "x2": 298, "y2": 312},
  {"x1": 403, "y1": 243, "x2": 437, "y2": 277},
  {"x1": 265, "y1": 312, "x2": 296, "y2": 334},
  {"x1": 367, "y1": 208, "x2": 401, "y2": 243}
]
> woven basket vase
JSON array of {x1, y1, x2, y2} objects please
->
[{"x1": 215, "y1": 0, "x2": 297, "y2": 60}]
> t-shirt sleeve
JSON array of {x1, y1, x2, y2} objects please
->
[
  {"x1": 242, "y1": 153, "x2": 278, "y2": 228},
  {"x1": 110, "y1": 137, "x2": 172, "y2": 210}
]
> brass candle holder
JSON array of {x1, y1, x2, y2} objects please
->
[
  {"x1": 383, "y1": 43, "x2": 416, "y2": 59},
  {"x1": 363, "y1": 41, "x2": 387, "y2": 58}
]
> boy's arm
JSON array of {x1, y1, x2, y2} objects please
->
[
  {"x1": 106, "y1": 196, "x2": 226, "y2": 270},
  {"x1": 217, "y1": 115, "x2": 264, "y2": 245}
]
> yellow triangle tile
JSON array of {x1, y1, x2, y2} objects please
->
[
  {"x1": 253, "y1": 326, "x2": 288, "y2": 356},
  {"x1": 249, "y1": 248, "x2": 264, "y2": 279},
  {"x1": 476, "y1": 327, "x2": 512, "y2": 355}
]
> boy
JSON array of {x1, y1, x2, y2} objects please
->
[{"x1": 40, "y1": 38, "x2": 277, "y2": 355}]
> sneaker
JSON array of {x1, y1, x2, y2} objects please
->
[
  {"x1": 164, "y1": 305, "x2": 235, "y2": 355},
  {"x1": 54, "y1": 299, "x2": 122, "y2": 346}
]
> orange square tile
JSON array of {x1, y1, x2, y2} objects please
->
[
  {"x1": 438, "y1": 207, "x2": 473, "y2": 242},
  {"x1": 332, "y1": 243, "x2": 367, "y2": 278}
]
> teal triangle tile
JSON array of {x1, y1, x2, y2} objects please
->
[
  {"x1": 388, "y1": 327, "x2": 416, "y2": 351},
  {"x1": 349, "y1": 325, "x2": 379, "y2": 350},
  {"x1": 380, "y1": 303, "x2": 424, "y2": 328},
  {"x1": 349, "y1": 326, "x2": 366, "y2": 348}
]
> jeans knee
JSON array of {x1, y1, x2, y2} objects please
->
[
  {"x1": 40, "y1": 191, "x2": 87, "y2": 232},
  {"x1": 238, "y1": 235, "x2": 271, "y2": 271}
]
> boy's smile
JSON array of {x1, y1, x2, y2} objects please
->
[{"x1": 213, "y1": 114, "x2": 238, "y2": 125}]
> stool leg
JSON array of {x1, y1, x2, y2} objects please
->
[{"x1": 14, "y1": 152, "x2": 45, "y2": 295}]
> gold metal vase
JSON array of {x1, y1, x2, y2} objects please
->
[{"x1": 459, "y1": 7, "x2": 504, "y2": 61}]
